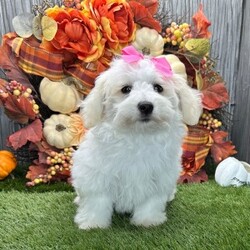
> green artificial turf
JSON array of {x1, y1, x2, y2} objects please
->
[{"x1": 0, "y1": 178, "x2": 250, "y2": 250}]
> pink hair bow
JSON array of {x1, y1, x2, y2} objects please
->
[{"x1": 121, "y1": 46, "x2": 173, "y2": 78}]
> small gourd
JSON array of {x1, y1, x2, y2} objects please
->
[
  {"x1": 43, "y1": 113, "x2": 85, "y2": 149},
  {"x1": 132, "y1": 27, "x2": 164, "y2": 56},
  {"x1": 157, "y1": 54, "x2": 187, "y2": 80},
  {"x1": 0, "y1": 150, "x2": 17, "y2": 180},
  {"x1": 39, "y1": 77, "x2": 83, "y2": 114},
  {"x1": 215, "y1": 157, "x2": 250, "y2": 187}
]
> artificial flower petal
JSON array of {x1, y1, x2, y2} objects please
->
[{"x1": 45, "y1": 7, "x2": 105, "y2": 62}]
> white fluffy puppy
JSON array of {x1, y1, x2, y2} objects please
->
[{"x1": 71, "y1": 51, "x2": 202, "y2": 230}]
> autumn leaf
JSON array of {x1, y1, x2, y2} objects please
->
[
  {"x1": 26, "y1": 164, "x2": 70, "y2": 186},
  {"x1": 57, "y1": 170, "x2": 71, "y2": 179},
  {"x1": 26, "y1": 164, "x2": 48, "y2": 184},
  {"x1": 178, "y1": 169, "x2": 208, "y2": 183},
  {"x1": 202, "y1": 82, "x2": 229, "y2": 110},
  {"x1": 2, "y1": 95, "x2": 36, "y2": 124},
  {"x1": 7, "y1": 119, "x2": 43, "y2": 150},
  {"x1": 0, "y1": 34, "x2": 33, "y2": 87},
  {"x1": 29, "y1": 138, "x2": 58, "y2": 155},
  {"x1": 211, "y1": 130, "x2": 228, "y2": 144},
  {"x1": 129, "y1": 1, "x2": 162, "y2": 32},
  {"x1": 129, "y1": 0, "x2": 159, "y2": 16},
  {"x1": 176, "y1": 55, "x2": 197, "y2": 84},
  {"x1": 210, "y1": 131, "x2": 237, "y2": 163},
  {"x1": 202, "y1": 71, "x2": 225, "y2": 88},
  {"x1": 38, "y1": 151, "x2": 50, "y2": 164},
  {"x1": 192, "y1": 4, "x2": 211, "y2": 38}
]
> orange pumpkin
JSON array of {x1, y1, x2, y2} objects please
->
[{"x1": 0, "y1": 150, "x2": 17, "y2": 180}]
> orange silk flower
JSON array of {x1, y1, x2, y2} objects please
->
[
  {"x1": 44, "y1": 6, "x2": 106, "y2": 62},
  {"x1": 83, "y1": 0, "x2": 136, "y2": 53}
]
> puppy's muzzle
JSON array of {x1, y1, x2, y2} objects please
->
[{"x1": 138, "y1": 101, "x2": 154, "y2": 122}]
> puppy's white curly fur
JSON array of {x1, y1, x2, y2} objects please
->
[{"x1": 71, "y1": 57, "x2": 202, "y2": 230}]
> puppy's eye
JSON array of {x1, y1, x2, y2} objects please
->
[
  {"x1": 153, "y1": 84, "x2": 163, "y2": 93},
  {"x1": 121, "y1": 85, "x2": 132, "y2": 94}
]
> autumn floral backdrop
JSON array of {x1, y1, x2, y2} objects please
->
[{"x1": 0, "y1": 0, "x2": 236, "y2": 185}]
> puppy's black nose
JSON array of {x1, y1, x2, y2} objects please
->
[{"x1": 138, "y1": 102, "x2": 154, "y2": 116}]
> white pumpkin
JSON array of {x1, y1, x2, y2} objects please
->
[
  {"x1": 132, "y1": 27, "x2": 164, "y2": 56},
  {"x1": 215, "y1": 157, "x2": 250, "y2": 187},
  {"x1": 241, "y1": 161, "x2": 250, "y2": 184},
  {"x1": 40, "y1": 77, "x2": 83, "y2": 114},
  {"x1": 157, "y1": 54, "x2": 187, "y2": 80},
  {"x1": 43, "y1": 114, "x2": 85, "y2": 149}
]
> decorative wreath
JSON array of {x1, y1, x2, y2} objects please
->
[{"x1": 0, "y1": 0, "x2": 236, "y2": 186}]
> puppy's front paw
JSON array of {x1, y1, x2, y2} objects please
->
[
  {"x1": 74, "y1": 195, "x2": 113, "y2": 230},
  {"x1": 74, "y1": 213, "x2": 110, "y2": 230},
  {"x1": 131, "y1": 212, "x2": 167, "y2": 227}
]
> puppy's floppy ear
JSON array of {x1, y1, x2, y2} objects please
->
[
  {"x1": 80, "y1": 73, "x2": 107, "y2": 128},
  {"x1": 173, "y1": 75, "x2": 203, "y2": 125}
]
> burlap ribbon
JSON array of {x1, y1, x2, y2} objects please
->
[{"x1": 3, "y1": 33, "x2": 112, "y2": 95}]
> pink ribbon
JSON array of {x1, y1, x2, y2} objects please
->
[{"x1": 121, "y1": 46, "x2": 173, "y2": 77}]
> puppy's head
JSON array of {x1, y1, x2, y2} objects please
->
[{"x1": 81, "y1": 53, "x2": 202, "y2": 132}]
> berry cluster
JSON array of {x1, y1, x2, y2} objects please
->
[
  {"x1": 4, "y1": 80, "x2": 40, "y2": 114},
  {"x1": 199, "y1": 110, "x2": 222, "y2": 131},
  {"x1": 200, "y1": 55, "x2": 217, "y2": 76},
  {"x1": 33, "y1": 147, "x2": 74, "y2": 185},
  {"x1": 62, "y1": 0, "x2": 82, "y2": 9},
  {"x1": 164, "y1": 22, "x2": 193, "y2": 48}
]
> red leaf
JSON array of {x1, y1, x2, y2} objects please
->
[
  {"x1": 29, "y1": 138, "x2": 59, "y2": 154},
  {"x1": 178, "y1": 169, "x2": 208, "y2": 184},
  {"x1": 192, "y1": 4, "x2": 211, "y2": 38},
  {"x1": 202, "y1": 83, "x2": 229, "y2": 110},
  {"x1": 7, "y1": 119, "x2": 43, "y2": 150},
  {"x1": 0, "y1": 33, "x2": 33, "y2": 87},
  {"x1": 26, "y1": 164, "x2": 48, "y2": 182},
  {"x1": 129, "y1": 1, "x2": 162, "y2": 32},
  {"x1": 211, "y1": 130, "x2": 228, "y2": 144},
  {"x1": 129, "y1": 0, "x2": 159, "y2": 16},
  {"x1": 3, "y1": 95, "x2": 36, "y2": 124},
  {"x1": 210, "y1": 131, "x2": 237, "y2": 163},
  {"x1": 57, "y1": 170, "x2": 71, "y2": 179},
  {"x1": 38, "y1": 151, "x2": 50, "y2": 164}
]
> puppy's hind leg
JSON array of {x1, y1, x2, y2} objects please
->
[{"x1": 74, "y1": 194, "x2": 113, "y2": 230}]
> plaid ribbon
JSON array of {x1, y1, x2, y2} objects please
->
[
  {"x1": 4, "y1": 33, "x2": 112, "y2": 95},
  {"x1": 182, "y1": 126, "x2": 214, "y2": 176}
]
